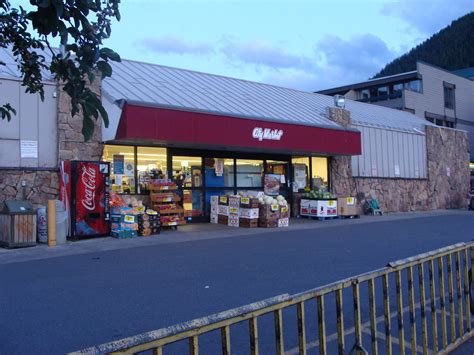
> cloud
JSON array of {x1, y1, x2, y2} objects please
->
[
  {"x1": 381, "y1": 0, "x2": 474, "y2": 35},
  {"x1": 220, "y1": 38, "x2": 314, "y2": 71},
  {"x1": 316, "y1": 33, "x2": 397, "y2": 82},
  {"x1": 136, "y1": 35, "x2": 215, "y2": 55},
  {"x1": 133, "y1": 33, "x2": 398, "y2": 92}
]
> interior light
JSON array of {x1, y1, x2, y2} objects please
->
[{"x1": 181, "y1": 160, "x2": 189, "y2": 168}]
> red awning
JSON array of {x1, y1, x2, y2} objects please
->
[{"x1": 115, "y1": 103, "x2": 361, "y2": 156}]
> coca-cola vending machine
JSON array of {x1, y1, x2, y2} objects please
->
[{"x1": 60, "y1": 160, "x2": 110, "y2": 238}]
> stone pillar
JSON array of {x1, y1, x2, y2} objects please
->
[
  {"x1": 327, "y1": 106, "x2": 356, "y2": 197},
  {"x1": 57, "y1": 76, "x2": 104, "y2": 161},
  {"x1": 425, "y1": 125, "x2": 470, "y2": 209}
]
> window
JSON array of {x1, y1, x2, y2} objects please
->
[
  {"x1": 359, "y1": 89, "x2": 369, "y2": 100},
  {"x1": 377, "y1": 86, "x2": 389, "y2": 97},
  {"x1": 311, "y1": 157, "x2": 328, "y2": 189},
  {"x1": 137, "y1": 147, "x2": 167, "y2": 194},
  {"x1": 444, "y1": 84, "x2": 455, "y2": 109},
  {"x1": 292, "y1": 157, "x2": 309, "y2": 190},
  {"x1": 236, "y1": 159, "x2": 263, "y2": 187},
  {"x1": 102, "y1": 145, "x2": 136, "y2": 194},
  {"x1": 407, "y1": 80, "x2": 422, "y2": 92},
  {"x1": 172, "y1": 156, "x2": 202, "y2": 188},
  {"x1": 392, "y1": 83, "x2": 404, "y2": 96},
  {"x1": 204, "y1": 158, "x2": 234, "y2": 188}
]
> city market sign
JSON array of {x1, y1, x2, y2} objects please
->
[{"x1": 252, "y1": 127, "x2": 284, "y2": 142}]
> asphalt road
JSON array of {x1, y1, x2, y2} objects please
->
[{"x1": 1, "y1": 213, "x2": 474, "y2": 354}]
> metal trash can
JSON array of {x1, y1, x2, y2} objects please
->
[
  {"x1": 0, "y1": 200, "x2": 37, "y2": 248},
  {"x1": 37, "y1": 206, "x2": 48, "y2": 243},
  {"x1": 54, "y1": 200, "x2": 67, "y2": 245}
]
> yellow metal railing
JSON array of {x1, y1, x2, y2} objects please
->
[{"x1": 72, "y1": 242, "x2": 474, "y2": 355}]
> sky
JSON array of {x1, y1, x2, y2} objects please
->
[{"x1": 11, "y1": 0, "x2": 474, "y2": 91}]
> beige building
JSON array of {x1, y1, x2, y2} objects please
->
[{"x1": 318, "y1": 61, "x2": 474, "y2": 161}]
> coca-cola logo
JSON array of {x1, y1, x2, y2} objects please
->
[
  {"x1": 252, "y1": 127, "x2": 283, "y2": 141},
  {"x1": 81, "y1": 165, "x2": 97, "y2": 211}
]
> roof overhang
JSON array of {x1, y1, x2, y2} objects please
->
[{"x1": 113, "y1": 103, "x2": 362, "y2": 156}]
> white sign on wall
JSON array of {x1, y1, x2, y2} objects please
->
[
  {"x1": 20, "y1": 140, "x2": 38, "y2": 158},
  {"x1": 252, "y1": 127, "x2": 283, "y2": 141}
]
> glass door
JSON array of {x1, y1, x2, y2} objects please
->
[
  {"x1": 203, "y1": 157, "x2": 236, "y2": 216},
  {"x1": 171, "y1": 155, "x2": 205, "y2": 222},
  {"x1": 265, "y1": 159, "x2": 291, "y2": 200}
]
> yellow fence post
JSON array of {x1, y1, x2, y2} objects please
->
[{"x1": 47, "y1": 200, "x2": 56, "y2": 247}]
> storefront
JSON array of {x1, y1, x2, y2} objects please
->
[
  {"x1": 102, "y1": 89, "x2": 363, "y2": 221},
  {"x1": 102, "y1": 143, "x2": 335, "y2": 222}
]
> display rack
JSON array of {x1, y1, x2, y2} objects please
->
[{"x1": 148, "y1": 182, "x2": 186, "y2": 228}]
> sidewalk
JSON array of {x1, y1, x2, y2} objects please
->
[{"x1": 0, "y1": 209, "x2": 471, "y2": 265}]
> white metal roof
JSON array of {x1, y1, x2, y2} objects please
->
[
  {"x1": 104, "y1": 59, "x2": 431, "y2": 133},
  {"x1": 0, "y1": 46, "x2": 56, "y2": 82}
]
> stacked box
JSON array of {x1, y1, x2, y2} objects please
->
[
  {"x1": 280, "y1": 205, "x2": 290, "y2": 218},
  {"x1": 240, "y1": 197, "x2": 260, "y2": 208},
  {"x1": 110, "y1": 210, "x2": 139, "y2": 236},
  {"x1": 210, "y1": 195, "x2": 219, "y2": 224},
  {"x1": 227, "y1": 195, "x2": 240, "y2": 227},
  {"x1": 112, "y1": 230, "x2": 138, "y2": 239},
  {"x1": 278, "y1": 218, "x2": 289, "y2": 228},
  {"x1": 337, "y1": 197, "x2": 359, "y2": 216},
  {"x1": 137, "y1": 212, "x2": 161, "y2": 236},
  {"x1": 258, "y1": 204, "x2": 280, "y2": 228},
  {"x1": 218, "y1": 215, "x2": 228, "y2": 225},
  {"x1": 218, "y1": 195, "x2": 228, "y2": 205},
  {"x1": 218, "y1": 205, "x2": 229, "y2": 216},
  {"x1": 239, "y1": 218, "x2": 259, "y2": 228}
]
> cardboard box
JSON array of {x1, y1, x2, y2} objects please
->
[
  {"x1": 210, "y1": 214, "x2": 218, "y2": 224},
  {"x1": 239, "y1": 218, "x2": 258, "y2": 228},
  {"x1": 210, "y1": 196, "x2": 219, "y2": 206},
  {"x1": 228, "y1": 195, "x2": 241, "y2": 208},
  {"x1": 259, "y1": 204, "x2": 280, "y2": 220},
  {"x1": 218, "y1": 195, "x2": 228, "y2": 205},
  {"x1": 218, "y1": 215, "x2": 228, "y2": 225},
  {"x1": 228, "y1": 214, "x2": 239, "y2": 227},
  {"x1": 240, "y1": 197, "x2": 260, "y2": 208},
  {"x1": 228, "y1": 206, "x2": 239, "y2": 216},
  {"x1": 280, "y1": 205, "x2": 290, "y2": 219},
  {"x1": 300, "y1": 199, "x2": 337, "y2": 217},
  {"x1": 218, "y1": 205, "x2": 229, "y2": 216},
  {"x1": 278, "y1": 218, "x2": 289, "y2": 227},
  {"x1": 210, "y1": 205, "x2": 218, "y2": 215},
  {"x1": 337, "y1": 197, "x2": 359, "y2": 216},
  {"x1": 240, "y1": 208, "x2": 259, "y2": 219},
  {"x1": 258, "y1": 219, "x2": 278, "y2": 228}
]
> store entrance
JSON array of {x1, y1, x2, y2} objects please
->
[
  {"x1": 170, "y1": 149, "x2": 293, "y2": 223},
  {"x1": 171, "y1": 155, "x2": 206, "y2": 222}
]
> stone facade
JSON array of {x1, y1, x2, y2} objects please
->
[
  {"x1": 0, "y1": 77, "x2": 104, "y2": 207},
  {"x1": 329, "y1": 109, "x2": 470, "y2": 212},
  {"x1": 57, "y1": 77, "x2": 104, "y2": 161}
]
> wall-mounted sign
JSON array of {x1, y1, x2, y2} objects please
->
[
  {"x1": 214, "y1": 159, "x2": 223, "y2": 176},
  {"x1": 20, "y1": 140, "x2": 38, "y2": 158},
  {"x1": 252, "y1": 127, "x2": 283, "y2": 142},
  {"x1": 113, "y1": 154, "x2": 124, "y2": 174}
]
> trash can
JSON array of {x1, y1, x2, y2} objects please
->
[
  {"x1": 37, "y1": 206, "x2": 48, "y2": 243},
  {"x1": 50, "y1": 200, "x2": 67, "y2": 245},
  {"x1": 0, "y1": 200, "x2": 37, "y2": 248}
]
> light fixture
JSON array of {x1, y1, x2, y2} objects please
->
[
  {"x1": 334, "y1": 95, "x2": 345, "y2": 108},
  {"x1": 181, "y1": 160, "x2": 189, "y2": 168}
]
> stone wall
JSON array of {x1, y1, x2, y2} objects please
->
[
  {"x1": 0, "y1": 170, "x2": 59, "y2": 207},
  {"x1": 0, "y1": 77, "x2": 104, "y2": 208},
  {"x1": 330, "y1": 115, "x2": 470, "y2": 212},
  {"x1": 57, "y1": 77, "x2": 104, "y2": 161}
]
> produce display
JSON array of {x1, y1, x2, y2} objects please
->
[
  {"x1": 148, "y1": 179, "x2": 186, "y2": 228},
  {"x1": 212, "y1": 191, "x2": 290, "y2": 228},
  {"x1": 302, "y1": 188, "x2": 337, "y2": 200}
]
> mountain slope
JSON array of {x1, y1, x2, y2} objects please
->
[{"x1": 374, "y1": 12, "x2": 474, "y2": 78}]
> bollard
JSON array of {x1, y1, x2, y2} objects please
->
[{"x1": 47, "y1": 200, "x2": 56, "y2": 247}]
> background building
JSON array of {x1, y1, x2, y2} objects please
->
[{"x1": 317, "y1": 61, "x2": 474, "y2": 161}]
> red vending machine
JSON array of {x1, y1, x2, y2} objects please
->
[{"x1": 60, "y1": 160, "x2": 110, "y2": 238}]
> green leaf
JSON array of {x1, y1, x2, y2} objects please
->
[
  {"x1": 100, "y1": 47, "x2": 121, "y2": 62},
  {"x1": 96, "y1": 60, "x2": 112, "y2": 78},
  {"x1": 81, "y1": 114, "x2": 95, "y2": 141}
]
